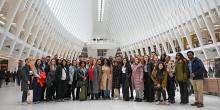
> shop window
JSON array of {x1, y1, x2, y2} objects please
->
[
  {"x1": 97, "y1": 49, "x2": 107, "y2": 57},
  {"x1": 191, "y1": 34, "x2": 199, "y2": 48},
  {"x1": 215, "y1": 28, "x2": 220, "y2": 42},
  {"x1": 182, "y1": 37, "x2": 190, "y2": 50}
]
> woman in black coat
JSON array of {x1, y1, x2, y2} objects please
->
[
  {"x1": 45, "y1": 59, "x2": 57, "y2": 101},
  {"x1": 144, "y1": 56, "x2": 155, "y2": 102},
  {"x1": 56, "y1": 59, "x2": 69, "y2": 101},
  {"x1": 112, "y1": 60, "x2": 121, "y2": 99},
  {"x1": 121, "y1": 58, "x2": 132, "y2": 101}
]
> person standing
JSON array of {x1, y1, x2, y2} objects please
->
[
  {"x1": 56, "y1": 59, "x2": 69, "y2": 102},
  {"x1": 121, "y1": 58, "x2": 132, "y2": 101},
  {"x1": 175, "y1": 53, "x2": 190, "y2": 104},
  {"x1": 65, "y1": 60, "x2": 73, "y2": 100},
  {"x1": 45, "y1": 59, "x2": 57, "y2": 101},
  {"x1": 132, "y1": 57, "x2": 144, "y2": 102},
  {"x1": 101, "y1": 58, "x2": 112, "y2": 99},
  {"x1": 33, "y1": 59, "x2": 43, "y2": 104},
  {"x1": 165, "y1": 56, "x2": 176, "y2": 104},
  {"x1": 187, "y1": 51, "x2": 207, "y2": 108},
  {"x1": 112, "y1": 60, "x2": 121, "y2": 100},
  {"x1": 20, "y1": 58, "x2": 32, "y2": 104},
  {"x1": 89, "y1": 58, "x2": 101, "y2": 100},
  {"x1": 77, "y1": 61, "x2": 89, "y2": 101}
]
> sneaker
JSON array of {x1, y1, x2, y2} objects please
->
[
  {"x1": 164, "y1": 101, "x2": 170, "y2": 105},
  {"x1": 156, "y1": 101, "x2": 160, "y2": 105},
  {"x1": 21, "y1": 102, "x2": 28, "y2": 105}
]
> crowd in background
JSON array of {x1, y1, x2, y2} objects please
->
[
  {"x1": 0, "y1": 68, "x2": 18, "y2": 88},
  {"x1": 18, "y1": 51, "x2": 208, "y2": 108}
]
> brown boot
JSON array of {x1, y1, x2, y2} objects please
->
[
  {"x1": 190, "y1": 102, "x2": 199, "y2": 106},
  {"x1": 197, "y1": 103, "x2": 204, "y2": 108}
]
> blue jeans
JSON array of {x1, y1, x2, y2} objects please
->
[{"x1": 33, "y1": 78, "x2": 41, "y2": 102}]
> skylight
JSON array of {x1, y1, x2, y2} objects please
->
[{"x1": 98, "y1": 0, "x2": 105, "y2": 22}]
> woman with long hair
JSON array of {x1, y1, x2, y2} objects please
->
[
  {"x1": 56, "y1": 59, "x2": 69, "y2": 102},
  {"x1": 175, "y1": 53, "x2": 190, "y2": 104},
  {"x1": 143, "y1": 55, "x2": 155, "y2": 102},
  {"x1": 89, "y1": 58, "x2": 101, "y2": 100},
  {"x1": 101, "y1": 58, "x2": 112, "y2": 99},
  {"x1": 77, "y1": 61, "x2": 89, "y2": 101},
  {"x1": 132, "y1": 57, "x2": 144, "y2": 102},
  {"x1": 33, "y1": 59, "x2": 43, "y2": 103},
  {"x1": 45, "y1": 59, "x2": 57, "y2": 101},
  {"x1": 121, "y1": 58, "x2": 132, "y2": 101},
  {"x1": 112, "y1": 60, "x2": 121, "y2": 100},
  {"x1": 152, "y1": 62, "x2": 169, "y2": 105}
]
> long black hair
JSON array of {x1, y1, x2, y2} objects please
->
[
  {"x1": 155, "y1": 61, "x2": 166, "y2": 72},
  {"x1": 34, "y1": 59, "x2": 43, "y2": 72},
  {"x1": 35, "y1": 59, "x2": 43, "y2": 68},
  {"x1": 61, "y1": 59, "x2": 67, "y2": 68},
  {"x1": 103, "y1": 58, "x2": 111, "y2": 67},
  {"x1": 176, "y1": 53, "x2": 185, "y2": 60}
]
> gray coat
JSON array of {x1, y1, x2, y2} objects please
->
[
  {"x1": 20, "y1": 65, "x2": 30, "y2": 91},
  {"x1": 89, "y1": 65, "x2": 101, "y2": 94}
]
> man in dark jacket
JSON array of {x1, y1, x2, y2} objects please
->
[
  {"x1": 21, "y1": 58, "x2": 32, "y2": 104},
  {"x1": 187, "y1": 51, "x2": 207, "y2": 108}
]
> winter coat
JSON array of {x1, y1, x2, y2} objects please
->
[
  {"x1": 56, "y1": 65, "x2": 69, "y2": 82},
  {"x1": 189, "y1": 57, "x2": 208, "y2": 80},
  {"x1": 20, "y1": 64, "x2": 31, "y2": 91},
  {"x1": 175, "y1": 59, "x2": 190, "y2": 82},
  {"x1": 112, "y1": 65, "x2": 121, "y2": 89},
  {"x1": 101, "y1": 65, "x2": 112, "y2": 90},
  {"x1": 131, "y1": 64, "x2": 144, "y2": 91},
  {"x1": 151, "y1": 69, "x2": 168, "y2": 88},
  {"x1": 89, "y1": 65, "x2": 101, "y2": 94}
]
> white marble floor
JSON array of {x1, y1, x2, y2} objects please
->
[{"x1": 0, "y1": 83, "x2": 219, "y2": 110}]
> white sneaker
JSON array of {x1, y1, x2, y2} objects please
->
[
  {"x1": 164, "y1": 101, "x2": 170, "y2": 105},
  {"x1": 156, "y1": 101, "x2": 160, "y2": 105},
  {"x1": 21, "y1": 102, "x2": 28, "y2": 105}
]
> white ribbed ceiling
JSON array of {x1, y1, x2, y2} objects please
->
[
  {"x1": 45, "y1": 0, "x2": 198, "y2": 45},
  {"x1": 46, "y1": 0, "x2": 94, "y2": 42}
]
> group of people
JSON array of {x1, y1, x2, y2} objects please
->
[
  {"x1": 0, "y1": 68, "x2": 17, "y2": 87},
  {"x1": 19, "y1": 51, "x2": 207, "y2": 108}
]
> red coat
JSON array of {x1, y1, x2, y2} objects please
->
[
  {"x1": 131, "y1": 64, "x2": 144, "y2": 91},
  {"x1": 38, "y1": 72, "x2": 46, "y2": 87}
]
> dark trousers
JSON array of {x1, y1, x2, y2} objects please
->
[
  {"x1": 33, "y1": 78, "x2": 41, "y2": 102},
  {"x1": 167, "y1": 75, "x2": 175, "y2": 101},
  {"x1": 0, "y1": 79, "x2": 3, "y2": 88},
  {"x1": 56, "y1": 80, "x2": 66, "y2": 99},
  {"x1": 22, "y1": 90, "x2": 28, "y2": 102},
  {"x1": 122, "y1": 74, "x2": 129, "y2": 100},
  {"x1": 155, "y1": 87, "x2": 166, "y2": 101},
  {"x1": 89, "y1": 81, "x2": 98, "y2": 99},
  {"x1": 41, "y1": 86, "x2": 45, "y2": 101},
  {"x1": 144, "y1": 73, "x2": 155, "y2": 102},
  {"x1": 16, "y1": 76, "x2": 20, "y2": 86},
  {"x1": 129, "y1": 79, "x2": 133, "y2": 98},
  {"x1": 46, "y1": 83, "x2": 55, "y2": 100},
  {"x1": 178, "y1": 81, "x2": 189, "y2": 103},
  {"x1": 72, "y1": 80, "x2": 80, "y2": 100},
  {"x1": 65, "y1": 84, "x2": 72, "y2": 99}
]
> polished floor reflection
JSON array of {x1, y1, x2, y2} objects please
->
[{"x1": 0, "y1": 83, "x2": 219, "y2": 110}]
